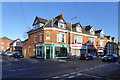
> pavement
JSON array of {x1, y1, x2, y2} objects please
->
[{"x1": 1, "y1": 55, "x2": 120, "y2": 80}]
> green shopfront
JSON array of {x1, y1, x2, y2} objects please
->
[{"x1": 35, "y1": 43, "x2": 69, "y2": 59}]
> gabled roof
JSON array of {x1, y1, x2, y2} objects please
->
[
  {"x1": 0, "y1": 36, "x2": 11, "y2": 40},
  {"x1": 95, "y1": 29, "x2": 102, "y2": 33},
  {"x1": 105, "y1": 36, "x2": 111, "y2": 39},
  {"x1": 23, "y1": 39, "x2": 28, "y2": 42},
  {"x1": 55, "y1": 13, "x2": 65, "y2": 20},
  {"x1": 85, "y1": 25, "x2": 93, "y2": 31},
  {"x1": 72, "y1": 22, "x2": 82, "y2": 27},
  {"x1": 112, "y1": 37, "x2": 115, "y2": 40},
  {"x1": 32, "y1": 16, "x2": 48, "y2": 25},
  {"x1": 10, "y1": 38, "x2": 21, "y2": 45}
]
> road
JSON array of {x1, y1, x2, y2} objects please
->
[{"x1": 1, "y1": 55, "x2": 120, "y2": 80}]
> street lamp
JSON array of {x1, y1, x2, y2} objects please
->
[{"x1": 70, "y1": 16, "x2": 78, "y2": 58}]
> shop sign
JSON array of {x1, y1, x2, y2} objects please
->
[
  {"x1": 71, "y1": 44, "x2": 82, "y2": 49},
  {"x1": 54, "y1": 44, "x2": 68, "y2": 47},
  {"x1": 36, "y1": 44, "x2": 44, "y2": 47}
]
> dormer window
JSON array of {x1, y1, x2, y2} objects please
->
[
  {"x1": 100, "y1": 30, "x2": 104, "y2": 38},
  {"x1": 76, "y1": 25, "x2": 82, "y2": 32},
  {"x1": 58, "y1": 19, "x2": 66, "y2": 29},
  {"x1": 90, "y1": 28, "x2": 95, "y2": 35}
]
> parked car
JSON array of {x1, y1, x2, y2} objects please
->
[
  {"x1": 12, "y1": 51, "x2": 24, "y2": 58},
  {"x1": 98, "y1": 52, "x2": 104, "y2": 57},
  {"x1": 102, "y1": 54, "x2": 118, "y2": 62},
  {"x1": 0, "y1": 51, "x2": 4, "y2": 55},
  {"x1": 4, "y1": 52, "x2": 12, "y2": 57},
  {"x1": 80, "y1": 53, "x2": 94, "y2": 60}
]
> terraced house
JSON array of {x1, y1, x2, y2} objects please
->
[{"x1": 22, "y1": 14, "x2": 119, "y2": 59}]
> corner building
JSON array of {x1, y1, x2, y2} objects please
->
[{"x1": 23, "y1": 14, "x2": 119, "y2": 59}]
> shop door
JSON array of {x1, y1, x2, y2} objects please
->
[{"x1": 46, "y1": 46, "x2": 50, "y2": 59}]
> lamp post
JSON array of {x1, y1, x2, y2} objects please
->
[{"x1": 70, "y1": 16, "x2": 78, "y2": 58}]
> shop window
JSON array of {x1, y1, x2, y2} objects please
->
[
  {"x1": 110, "y1": 50, "x2": 111, "y2": 54},
  {"x1": 55, "y1": 47, "x2": 67, "y2": 57},
  {"x1": 110, "y1": 44, "x2": 111, "y2": 49}
]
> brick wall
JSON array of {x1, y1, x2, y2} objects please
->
[{"x1": 0, "y1": 39, "x2": 11, "y2": 51}]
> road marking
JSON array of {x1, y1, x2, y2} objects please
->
[
  {"x1": 67, "y1": 75, "x2": 75, "y2": 78},
  {"x1": 76, "y1": 73, "x2": 82, "y2": 76},
  {"x1": 62, "y1": 74, "x2": 69, "y2": 77},
  {"x1": 52, "y1": 76, "x2": 60, "y2": 79},
  {"x1": 70, "y1": 72, "x2": 76, "y2": 74}
]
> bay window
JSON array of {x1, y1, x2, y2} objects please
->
[
  {"x1": 100, "y1": 40, "x2": 104, "y2": 46},
  {"x1": 74, "y1": 35, "x2": 82, "y2": 44},
  {"x1": 57, "y1": 32, "x2": 66, "y2": 43},
  {"x1": 89, "y1": 38, "x2": 95, "y2": 45}
]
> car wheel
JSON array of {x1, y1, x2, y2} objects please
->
[{"x1": 111, "y1": 59, "x2": 114, "y2": 62}]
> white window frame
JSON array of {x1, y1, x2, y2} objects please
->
[
  {"x1": 89, "y1": 38, "x2": 95, "y2": 45},
  {"x1": 90, "y1": 28, "x2": 95, "y2": 35},
  {"x1": 58, "y1": 23, "x2": 65, "y2": 29},
  {"x1": 57, "y1": 32, "x2": 66, "y2": 43},
  {"x1": 74, "y1": 35, "x2": 82, "y2": 44},
  {"x1": 76, "y1": 25, "x2": 82, "y2": 32},
  {"x1": 100, "y1": 40, "x2": 104, "y2": 46}
]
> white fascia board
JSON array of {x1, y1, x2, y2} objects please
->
[
  {"x1": 44, "y1": 27, "x2": 69, "y2": 32},
  {"x1": 71, "y1": 32, "x2": 97, "y2": 38}
]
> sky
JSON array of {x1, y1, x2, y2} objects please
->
[{"x1": 2, "y1": 2, "x2": 118, "y2": 41}]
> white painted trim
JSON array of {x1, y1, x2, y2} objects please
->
[
  {"x1": 44, "y1": 27, "x2": 69, "y2": 32},
  {"x1": 71, "y1": 32, "x2": 97, "y2": 38}
]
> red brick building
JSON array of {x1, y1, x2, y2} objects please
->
[
  {"x1": 0, "y1": 36, "x2": 12, "y2": 52},
  {"x1": 22, "y1": 14, "x2": 119, "y2": 59}
]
